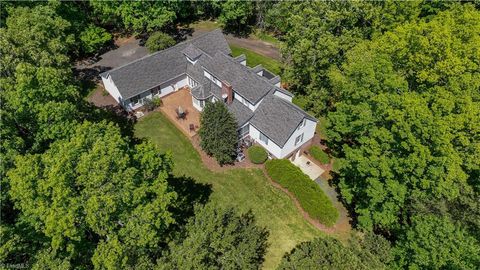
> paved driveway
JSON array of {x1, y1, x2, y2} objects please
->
[
  {"x1": 292, "y1": 155, "x2": 325, "y2": 180},
  {"x1": 76, "y1": 37, "x2": 149, "y2": 72}
]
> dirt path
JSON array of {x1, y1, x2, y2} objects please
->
[{"x1": 225, "y1": 35, "x2": 281, "y2": 60}]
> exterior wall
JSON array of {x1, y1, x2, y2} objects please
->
[
  {"x1": 240, "y1": 60, "x2": 246, "y2": 66},
  {"x1": 275, "y1": 82, "x2": 281, "y2": 87},
  {"x1": 102, "y1": 75, "x2": 123, "y2": 105},
  {"x1": 248, "y1": 118, "x2": 317, "y2": 159},
  {"x1": 279, "y1": 118, "x2": 316, "y2": 158},
  {"x1": 203, "y1": 70, "x2": 222, "y2": 87},
  {"x1": 124, "y1": 75, "x2": 188, "y2": 111},
  {"x1": 274, "y1": 90, "x2": 293, "y2": 102},
  {"x1": 249, "y1": 124, "x2": 283, "y2": 158},
  {"x1": 192, "y1": 96, "x2": 203, "y2": 111}
]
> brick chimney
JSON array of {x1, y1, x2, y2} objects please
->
[{"x1": 221, "y1": 81, "x2": 233, "y2": 104}]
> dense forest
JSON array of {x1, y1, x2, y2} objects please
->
[{"x1": 1, "y1": 1, "x2": 479, "y2": 269}]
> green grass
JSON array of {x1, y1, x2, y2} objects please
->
[
  {"x1": 316, "y1": 116, "x2": 329, "y2": 141},
  {"x1": 252, "y1": 30, "x2": 281, "y2": 47},
  {"x1": 230, "y1": 44, "x2": 282, "y2": 75},
  {"x1": 248, "y1": 145, "x2": 268, "y2": 164},
  {"x1": 309, "y1": 146, "x2": 330, "y2": 164},
  {"x1": 189, "y1": 20, "x2": 222, "y2": 31},
  {"x1": 265, "y1": 159, "x2": 339, "y2": 226},
  {"x1": 135, "y1": 112, "x2": 322, "y2": 269}
]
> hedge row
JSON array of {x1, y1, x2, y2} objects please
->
[
  {"x1": 265, "y1": 159, "x2": 338, "y2": 226},
  {"x1": 309, "y1": 145, "x2": 330, "y2": 164}
]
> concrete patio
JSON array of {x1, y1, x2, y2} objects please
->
[
  {"x1": 159, "y1": 87, "x2": 200, "y2": 137},
  {"x1": 292, "y1": 155, "x2": 325, "y2": 180}
]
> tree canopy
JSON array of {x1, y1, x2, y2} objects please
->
[
  {"x1": 7, "y1": 121, "x2": 177, "y2": 268},
  {"x1": 158, "y1": 204, "x2": 269, "y2": 270},
  {"x1": 279, "y1": 233, "x2": 391, "y2": 270}
]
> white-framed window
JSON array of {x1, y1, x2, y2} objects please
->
[
  {"x1": 259, "y1": 132, "x2": 269, "y2": 145},
  {"x1": 295, "y1": 133, "x2": 304, "y2": 146},
  {"x1": 238, "y1": 124, "x2": 249, "y2": 138},
  {"x1": 193, "y1": 97, "x2": 200, "y2": 106},
  {"x1": 297, "y1": 119, "x2": 306, "y2": 130},
  {"x1": 151, "y1": 86, "x2": 160, "y2": 96},
  {"x1": 130, "y1": 94, "x2": 141, "y2": 105}
]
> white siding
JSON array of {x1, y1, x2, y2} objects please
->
[
  {"x1": 240, "y1": 60, "x2": 246, "y2": 66},
  {"x1": 278, "y1": 118, "x2": 316, "y2": 158},
  {"x1": 102, "y1": 75, "x2": 123, "y2": 104},
  {"x1": 123, "y1": 75, "x2": 188, "y2": 111},
  {"x1": 273, "y1": 90, "x2": 293, "y2": 102},
  {"x1": 192, "y1": 96, "x2": 202, "y2": 111},
  {"x1": 248, "y1": 118, "x2": 316, "y2": 159},
  {"x1": 249, "y1": 125, "x2": 283, "y2": 158},
  {"x1": 203, "y1": 70, "x2": 222, "y2": 87}
]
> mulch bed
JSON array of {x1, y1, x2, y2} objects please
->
[{"x1": 190, "y1": 135, "x2": 263, "y2": 172}]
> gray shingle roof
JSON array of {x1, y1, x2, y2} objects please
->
[
  {"x1": 182, "y1": 44, "x2": 204, "y2": 59},
  {"x1": 250, "y1": 93, "x2": 317, "y2": 147},
  {"x1": 201, "y1": 53, "x2": 274, "y2": 104},
  {"x1": 227, "y1": 99, "x2": 254, "y2": 127},
  {"x1": 100, "y1": 29, "x2": 230, "y2": 100},
  {"x1": 234, "y1": 54, "x2": 246, "y2": 63}
]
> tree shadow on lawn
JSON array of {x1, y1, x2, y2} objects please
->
[{"x1": 167, "y1": 175, "x2": 212, "y2": 228}]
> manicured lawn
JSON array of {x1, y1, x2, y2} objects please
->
[
  {"x1": 230, "y1": 44, "x2": 282, "y2": 75},
  {"x1": 135, "y1": 112, "x2": 322, "y2": 269},
  {"x1": 265, "y1": 159, "x2": 339, "y2": 226}
]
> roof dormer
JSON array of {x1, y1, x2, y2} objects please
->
[{"x1": 182, "y1": 44, "x2": 203, "y2": 64}]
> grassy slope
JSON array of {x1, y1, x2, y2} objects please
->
[
  {"x1": 135, "y1": 112, "x2": 322, "y2": 269},
  {"x1": 230, "y1": 44, "x2": 282, "y2": 75}
]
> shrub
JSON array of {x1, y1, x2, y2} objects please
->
[
  {"x1": 309, "y1": 145, "x2": 330, "y2": 164},
  {"x1": 144, "y1": 97, "x2": 162, "y2": 111},
  {"x1": 265, "y1": 159, "x2": 338, "y2": 226},
  {"x1": 80, "y1": 25, "x2": 112, "y2": 54},
  {"x1": 248, "y1": 145, "x2": 268, "y2": 164},
  {"x1": 145, "y1": 31, "x2": 175, "y2": 52}
]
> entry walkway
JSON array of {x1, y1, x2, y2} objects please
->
[{"x1": 291, "y1": 155, "x2": 325, "y2": 180}]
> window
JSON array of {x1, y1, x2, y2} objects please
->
[
  {"x1": 297, "y1": 119, "x2": 306, "y2": 130},
  {"x1": 238, "y1": 124, "x2": 249, "y2": 138},
  {"x1": 295, "y1": 133, "x2": 304, "y2": 146},
  {"x1": 151, "y1": 86, "x2": 160, "y2": 96},
  {"x1": 259, "y1": 132, "x2": 269, "y2": 145},
  {"x1": 130, "y1": 95, "x2": 141, "y2": 105}
]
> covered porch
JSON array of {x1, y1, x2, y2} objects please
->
[{"x1": 160, "y1": 87, "x2": 201, "y2": 137}]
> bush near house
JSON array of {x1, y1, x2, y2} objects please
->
[
  {"x1": 309, "y1": 145, "x2": 329, "y2": 164},
  {"x1": 248, "y1": 145, "x2": 268, "y2": 164},
  {"x1": 143, "y1": 97, "x2": 162, "y2": 111},
  {"x1": 265, "y1": 159, "x2": 338, "y2": 226},
  {"x1": 145, "y1": 31, "x2": 175, "y2": 52}
]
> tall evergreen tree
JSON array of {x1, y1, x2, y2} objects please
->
[{"x1": 199, "y1": 102, "x2": 238, "y2": 165}]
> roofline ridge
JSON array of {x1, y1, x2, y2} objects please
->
[
  {"x1": 102, "y1": 29, "x2": 223, "y2": 77},
  {"x1": 272, "y1": 94, "x2": 318, "y2": 122}
]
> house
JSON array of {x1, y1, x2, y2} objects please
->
[{"x1": 100, "y1": 30, "x2": 317, "y2": 159}]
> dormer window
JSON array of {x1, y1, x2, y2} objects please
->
[{"x1": 297, "y1": 119, "x2": 306, "y2": 130}]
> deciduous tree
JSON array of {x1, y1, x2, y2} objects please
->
[{"x1": 158, "y1": 204, "x2": 269, "y2": 270}]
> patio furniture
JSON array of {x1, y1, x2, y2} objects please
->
[
  {"x1": 176, "y1": 106, "x2": 185, "y2": 119},
  {"x1": 189, "y1": 124, "x2": 195, "y2": 132}
]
